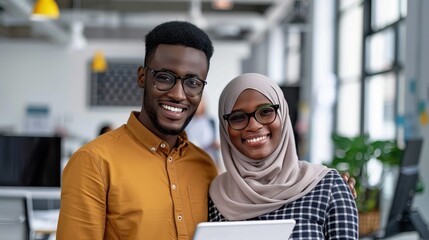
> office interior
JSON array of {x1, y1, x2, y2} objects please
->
[{"x1": 0, "y1": 0, "x2": 428, "y2": 239}]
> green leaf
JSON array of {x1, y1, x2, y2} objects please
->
[{"x1": 329, "y1": 134, "x2": 406, "y2": 212}]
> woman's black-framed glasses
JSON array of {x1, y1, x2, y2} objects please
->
[
  {"x1": 145, "y1": 66, "x2": 207, "y2": 97},
  {"x1": 223, "y1": 104, "x2": 280, "y2": 130}
]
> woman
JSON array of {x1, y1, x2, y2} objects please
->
[{"x1": 209, "y1": 73, "x2": 358, "y2": 239}]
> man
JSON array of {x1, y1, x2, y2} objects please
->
[{"x1": 56, "y1": 21, "x2": 218, "y2": 240}]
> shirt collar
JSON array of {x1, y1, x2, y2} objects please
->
[{"x1": 126, "y1": 111, "x2": 189, "y2": 156}]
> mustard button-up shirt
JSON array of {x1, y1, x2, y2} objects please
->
[{"x1": 56, "y1": 112, "x2": 218, "y2": 240}]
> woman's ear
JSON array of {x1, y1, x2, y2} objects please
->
[{"x1": 137, "y1": 66, "x2": 145, "y2": 88}]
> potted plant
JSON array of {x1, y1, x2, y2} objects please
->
[{"x1": 326, "y1": 134, "x2": 403, "y2": 236}]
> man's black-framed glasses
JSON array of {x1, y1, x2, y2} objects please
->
[
  {"x1": 223, "y1": 104, "x2": 280, "y2": 130},
  {"x1": 145, "y1": 66, "x2": 207, "y2": 97}
]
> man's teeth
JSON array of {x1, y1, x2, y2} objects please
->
[
  {"x1": 245, "y1": 135, "x2": 267, "y2": 143},
  {"x1": 162, "y1": 104, "x2": 183, "y2": 113}
]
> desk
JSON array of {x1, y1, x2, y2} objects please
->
[
  {"x1": 0, "y1": 187, "x2": 61, "y2": 199},
  {"x1": 0, "y1": 187, "x2": 60, "y2": 239},
  {"x1": 33, "y1": 209, "x2": 59, "y2": 234}
]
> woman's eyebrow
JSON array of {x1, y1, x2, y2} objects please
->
[{"x1": 230, "y1": 103, "x2": 273, "y2": 113}]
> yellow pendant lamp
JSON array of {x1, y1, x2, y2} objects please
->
[
  {"x1": 31, "y1": 0, "x2": 60, "y2": 20},
  {"x1": 92, "y1": 50, "x2": 108, "y2": 73}
]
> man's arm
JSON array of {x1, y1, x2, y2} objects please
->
[{"x1": 56, "y1": 151, "x2": 107, "y2": 239}]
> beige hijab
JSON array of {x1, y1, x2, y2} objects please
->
[{"x1": 209, "y1": 73, "x2": 331, "y2": 220}]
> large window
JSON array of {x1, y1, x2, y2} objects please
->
[
  {"x1": 365, "y1": 73, "x2": 396, "y2": 139},
  {"x1": 335, "y1": 0, "x2": 407, "y2": 140}
]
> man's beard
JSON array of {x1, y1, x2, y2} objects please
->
[{"x1": 143, "y1": 89, "x2": 196, "y2": 135}]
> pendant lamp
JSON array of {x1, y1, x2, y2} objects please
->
[
  {"x1": 212, "y1": 0, "x2": 233, "y2": 10},
  {"x1": 31, "y1": 0, "x2": 60, "y2": 20},
  {"x1": 92, "y1": 50, "x2": 108, "y2": 72}
]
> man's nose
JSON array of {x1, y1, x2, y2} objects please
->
[{"x1": 166, "y1": 79, "x2": 187, "y2": 100}]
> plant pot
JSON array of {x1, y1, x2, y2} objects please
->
[{"x1": 359, "y1": 210, "x2": 380, "y2": 236}]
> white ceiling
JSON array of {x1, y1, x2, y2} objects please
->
[{"x1": 0, "y1": 0, "x2": 300, "y2": 46}]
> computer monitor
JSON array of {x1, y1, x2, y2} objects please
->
[
  {"x1": 381, "y1": 138, "x2": 429, "y2": 239},
  {"x1": 0, "y1": 135, "x2": 62, "y2": 187}
]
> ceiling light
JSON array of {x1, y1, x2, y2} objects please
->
[
  {"x1": 212, "y1": 0, "x2": 234, "y2": 10},
  {"x1": 92, "y1": 50, "x2": 108, "y2": 73},
  {"x1": 31, "y1": 0, "x2": 60, "y2": 21}
]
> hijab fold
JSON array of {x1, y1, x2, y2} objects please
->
[{"x1": 209, "y1": 73, "x2": 331, "y2": 220}]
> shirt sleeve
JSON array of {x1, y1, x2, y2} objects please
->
[
  {"x1": 56, "y1": 151, "x2": 107, "y2": 240},
  {"x1": 325, "y1": 171, "x2": 359, "y2": 239}
]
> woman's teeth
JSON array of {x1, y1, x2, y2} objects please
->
[{"x1": 245, "y1": 135, "x2": 267, "y2": 143}]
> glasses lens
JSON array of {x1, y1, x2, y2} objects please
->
[
  {"x1": 255, "y1": 106, "x2": 277, "y2": 124},
  {"x1": 228, "y1": 112, "x2": 248, "y2": 130},
  {"x1": 225, "y1": 105, "x2": 278, "y2": 130},
  {"x1": 183, "y1": 78, "x2": 204, "y2": 96},
  {"x1": 153, "y1": 72, "x2": 175, "y2": 90}
]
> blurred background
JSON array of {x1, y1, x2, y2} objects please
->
[{"x1": 0, "y1": 0, "x2": 429, "y2": 239}]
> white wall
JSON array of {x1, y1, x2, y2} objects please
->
[{"x1": 0, "y1": 39, "x2": 249, "y2": 144}]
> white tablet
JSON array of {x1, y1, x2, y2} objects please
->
[{"x1": 193, "y1": 219, "x2": 296, "y2": 240}]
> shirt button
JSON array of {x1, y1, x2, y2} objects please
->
[
  {"x1": 168, "y1": 156, "x2": 173, "y2": 162},
  {"x1": 177, "y1": 215, "x2": 183, "y2": 221},
  {"x1": 171, "y1": 184, "x2": 176, "y2": 190},
  {"x1": 160, "y1": 143, "x2": 166, "y2": 148},
  {"x1": 150, "y1": 147, "x2": 156, "y2": 152}
]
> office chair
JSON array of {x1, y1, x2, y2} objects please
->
[{"x1": 0, "y1": 192, "x2": 34, "y2": 240}]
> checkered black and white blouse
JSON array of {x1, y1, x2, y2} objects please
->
[{"x1": 208, "y1": 170, "x2": 359, "y2": 239}]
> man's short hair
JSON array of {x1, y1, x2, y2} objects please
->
[{"x1": 144, "y1": 21, "x2": 214, "y2": 69}]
